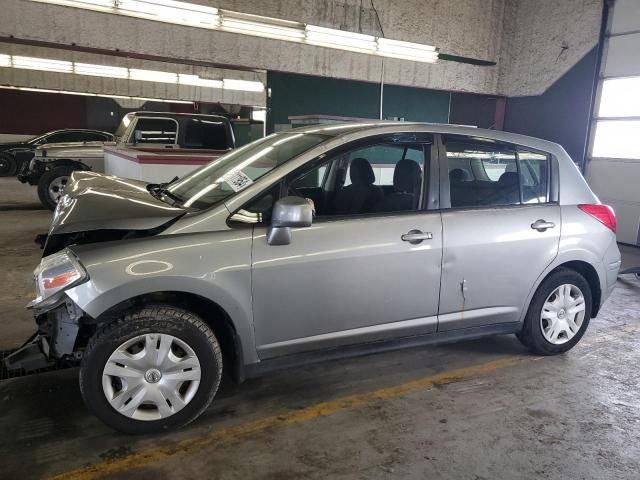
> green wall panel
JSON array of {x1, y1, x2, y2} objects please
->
[{"x1": 267, "y1": 72, "x2": 450, "y2": 133}]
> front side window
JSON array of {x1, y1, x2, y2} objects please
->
[
  {"x1": 133, "y1": 118, "x2": 178, "y2": 144},
  {"x1": 288, "y1": 140, "x2": 429, "y2": 217},
  {"x1": 166, "y1": 132, "x2": 328, "y2": 210},
  {"x1": 445, "y1": 135, "x2": 550, "y2": 208}
]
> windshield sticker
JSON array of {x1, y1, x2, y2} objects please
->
[{"x1": 223, "y1": 170, "x2": 253, "y2": 192}]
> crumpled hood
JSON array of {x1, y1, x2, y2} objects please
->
[
  {"x1": 38, "y1": 141, "x2": 115, "y2": 159},
  {"x1": 50, "y1": 171, "x2": 185, "y2": 235}
]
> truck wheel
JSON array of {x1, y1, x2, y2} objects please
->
[
  {"x1": 0, "y1": 153, "x2": 17, "y2": 177},
  {"x1": 80, "y1": 306, "x2": 223, "y2": 434},
  {"x1": 37, "y1": 166, "x2": 75, "y2": 210},
  {"x1": 517, "y1": 268, "x2": 592, "y2": 355}
]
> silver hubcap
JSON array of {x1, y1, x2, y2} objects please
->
[
  {"x1": 102, "y1": 333, "x2": 202, "y2": 421},
  {"x1": 48, "y1": 175, "x2": 70, "y2": 203},
  {"x1": 540, "y1": 284, "x2": 586, "y2": 345}
]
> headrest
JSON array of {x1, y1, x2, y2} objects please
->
[
  {"x1": 449, "y1": 168, "x2": 470, "y2": 182},
  {"x1": 350, "y1": 157, "x2": 376, "y2": 185},
  {"x1": 394, "y1": 159, "x2": 422, "y2": 193},
  {"x1": 498, "y1": 171, "x2": 519, "y2": 186}
]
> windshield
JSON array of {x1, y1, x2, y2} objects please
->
[
  {"x1": 114, "y1": 113, "x2": 134, "y2": 139},
  {"x1": 166, "y1": 132, "x2": 328, "y2": 210}
]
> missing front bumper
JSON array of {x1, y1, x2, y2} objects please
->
[{"x1": 2, "y1": 335, "x2": 55, "y2": 373}]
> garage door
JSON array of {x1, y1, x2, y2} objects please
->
[{"x1": 587, "y1": 0, "x2": 640, "y2": 246}]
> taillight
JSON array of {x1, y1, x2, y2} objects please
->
[{"x1": 578, "y1": 204, "x2": 617, "y2": 233}]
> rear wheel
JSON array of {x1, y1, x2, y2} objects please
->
[
  {"x1": 0, "y1": 153, "x2": 17, "y2": 177},
  {"x1": 517, "y1": 268, "x2": 592, "y2": 355},
  {"x1": 37, "y1": 166, "x2": 75, "y2": 210},
  {"x1": 80, "y1": 306, "x2": 223, "y2": 434}
]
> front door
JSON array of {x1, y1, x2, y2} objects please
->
[
  {"x1": 250, "y1": 136, "x2": 443, "y2": 359},
  {"x1": 439, "y1": 135, "x2": 561, "y2": 330}
]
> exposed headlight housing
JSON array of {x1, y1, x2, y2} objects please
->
[
  {"x1": 36, "y1": 149, "x2": 46, "y2": 157},
  {"x1": 28, "y1": 250, "x2": 88, "y2": 308}
]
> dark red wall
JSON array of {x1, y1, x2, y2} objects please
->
[{"x1": 0, "y1": 90, "x2": 87, "y2": 134}]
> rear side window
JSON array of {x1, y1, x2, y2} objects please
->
[
  {"x1": 518, "y1": 150, "x2": 549, "y2": 204},
  {"x1": 183, "y1": 119, "x2": 229, "y2": 149},
  {"x1": 444, "y1": 135, "x2": 550, "y2": 208},
  {"x1": 133, "y1": 118, "x2": 178, "y2": 144}
]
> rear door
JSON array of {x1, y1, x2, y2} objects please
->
[{"x1": 438, "y1": 135, "x2": 560, "y2": 330}]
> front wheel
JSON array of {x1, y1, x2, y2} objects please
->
[
  {"x1": 517, "y1": 268, "x2": 592, "y2": 355},
  {"x1": 37, "y1": 166, "x2": 75, "y2": 210},
  {"x1": 80, "y1": 306, "x2": 223, "y2": 434}
]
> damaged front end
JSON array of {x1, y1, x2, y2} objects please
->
[
  {"x1": 4, "y1": 170, "x2": 188, "y2": 374},
  {"x1": 3, "y1": 249, "x2": 92, "y2": 373},
  {"x1": 3, "y1": 300, "x2": 87, "y2": 373}
]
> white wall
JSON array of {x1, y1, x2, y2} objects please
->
[{"x1": 498, "y1": 0, "x2": 602, "y2": 97}]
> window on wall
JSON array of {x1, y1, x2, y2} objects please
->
[
  {"x1": 445, "y1": 136, "x2": 549, "y2": 207},
  {"x1": 593, "y1": 77, "x2": 640, "y2": 159}
]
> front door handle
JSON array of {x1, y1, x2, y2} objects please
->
[
  {"x1": 531, "y1": 219, "x2": 556, "y2": 232},
  {"x1": 401, "y1": 229, "x2": 433, "y2": 244}
]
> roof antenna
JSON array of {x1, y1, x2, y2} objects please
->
[{"x1": 371, "y1": 0, "x2": 385, "y2": 120}]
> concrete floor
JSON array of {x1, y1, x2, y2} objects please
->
[{"x1": 1, "y1": 176, "x2": 640, "y2": 479}]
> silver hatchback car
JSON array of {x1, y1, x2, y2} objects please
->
[{"x1": 7, "y1": 123, "x2": 621, "y2": 433}]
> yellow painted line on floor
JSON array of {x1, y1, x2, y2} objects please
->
[
  {"x1": 49, "y1": 356, "x2": 525, "y2": 480},
  {"x1": 49, "y1": 323, "x2": 640, "y2": 480}
]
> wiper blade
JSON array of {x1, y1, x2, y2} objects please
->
[{"x1": 147, "y1": 184, "x2": 183, "y2": 207}]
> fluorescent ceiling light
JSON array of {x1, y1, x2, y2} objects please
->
[
  {"x1": 221, "y1": 12, "x2": 305, "y2": 41},
  {"x1": 30, "y1": 1, "x2": 439, "y2": 63},
  {"x1": 74, "y1": 62, "x2": 128, "y2": 78},
  {"x1": 2, "y1": 52, "x2": 263, "y2": 92},
  {"x1": 223, "y1": 78, "x2": 264, "y2": 92},
  {"x1": 178, "y1": 74, "x2": 223, "y2": 88},
  {"x1": 598, "y1": 77, "x2": 640, "y2": 118},
  {"x1": 305, "y1": 25, "x2": 377, "y2": 53},
  {"x1": 377, "y1": 38, "x2": 438, "y2": 63},
  {"x1": 129, "y1": 68, "x2": 178, "y2": 84},
  {"x1": 0, "y1": 85, "x2": 194, "y2": 104},
  {"x1": 12, "y1": 55, "x2": 73, "y2": 73},
  {"x1": 116, "y1": 0, "x2": 219, "y2": 27}
]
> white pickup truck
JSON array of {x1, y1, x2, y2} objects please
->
[{"x1": 18, "y1": 111, "x2": 235, "y2": 209}]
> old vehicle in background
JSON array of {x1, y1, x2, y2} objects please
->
[
  {"x1": 18, "y1": 112, "x2": 236, "y2": 209},
  {"x1": 0, "y1": 129, "x2": 112, "y2": 177}
]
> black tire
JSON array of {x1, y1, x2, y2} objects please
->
[
  {"x1": 0, "y1": 153, "x2": 17, "y2": 177},
  {"x1": 517, "y1": 268, "x2": 592, "y2": 355},
  {"x1": 37, "y1": 166, "x2": 75, "y2": 210},
  {"x1": 80, "y1": 306, "x2": 223, "y2": 434}
]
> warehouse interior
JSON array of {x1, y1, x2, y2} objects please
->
[{"x1": 1, "y1": 0, "x2": 640, "y2": 478}]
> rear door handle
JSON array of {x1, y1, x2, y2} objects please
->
[
  {"x1": 531, "y1": 219, "x2": 556, "y2": 231},
  {"x1": 401, "y1": 229, "x2": 433, "y2": 244}
]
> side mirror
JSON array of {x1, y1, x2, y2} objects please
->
[
  {"x1": 267, "y1": 196, "x2": 313, "y2": 246},
  {"x1": 133, "y1": 130, "x2": 143, "y2": 144}
]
